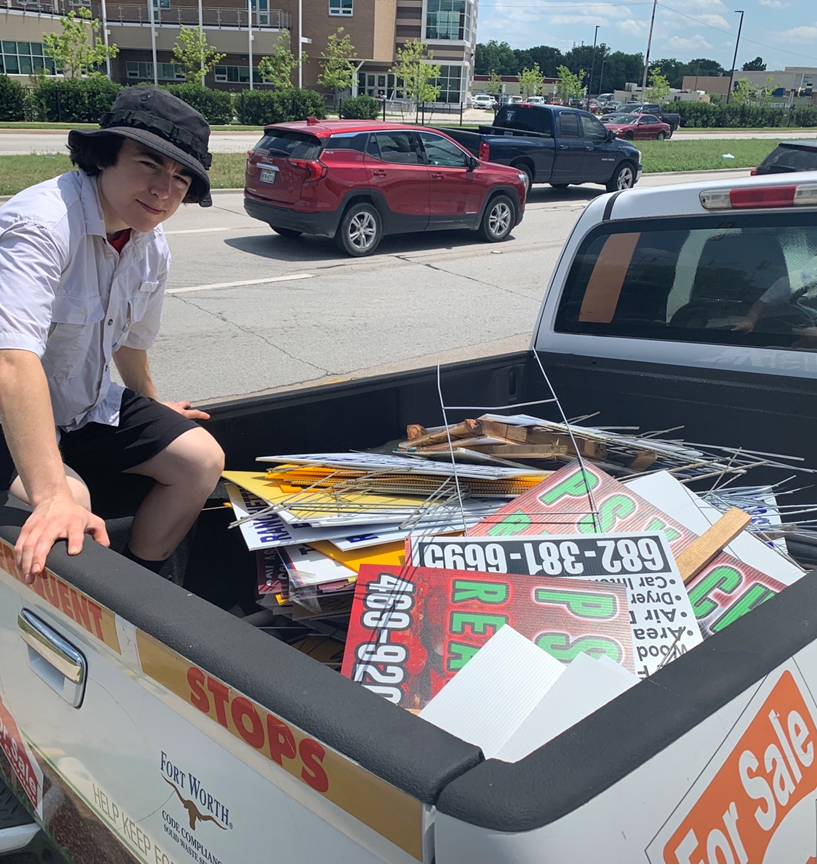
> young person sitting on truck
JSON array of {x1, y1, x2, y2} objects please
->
[
  {"x1": 0, "y1": 87, "x2": 225, "y2": 585},
  {"x1": 732, "y1": 265, "x2": 817, "y2": 338}
]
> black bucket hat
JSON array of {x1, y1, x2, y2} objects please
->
[{"x1": 68, "y1": 86, "x2": 213, "y2": 207}]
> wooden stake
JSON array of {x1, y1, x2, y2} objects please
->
[{"x1": 676, "y1": 507, "x2": 752, "y2": 585}]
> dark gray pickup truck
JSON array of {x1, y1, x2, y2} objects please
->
[{"x1": 435, "y1": 104, "x2": 642, "y2": 193}]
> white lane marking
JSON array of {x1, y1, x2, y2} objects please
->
[
  {"x1": 167, "y1": 273, "x2": 313, "y2": 294},
  {"x1": 164, "y1": 226, "x2": 237, "y2": 235}
]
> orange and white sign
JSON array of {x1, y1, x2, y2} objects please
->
[{"x1": 649, "y1": 665, "x2": 817, "y2": 863}]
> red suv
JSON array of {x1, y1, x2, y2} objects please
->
[{"x1": 243, "y1": 119, "x2": 527, "y2": 256}]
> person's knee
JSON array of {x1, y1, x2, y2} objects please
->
[{"x1": 175, "y1": 428, "x2": 224, "y2": 487}]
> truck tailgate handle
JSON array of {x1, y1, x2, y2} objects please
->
[{"x1": 18, "y1": 609, "x2": 87, "y2": 709}]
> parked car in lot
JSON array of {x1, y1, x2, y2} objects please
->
[
  {"x1": 244, "y1": 119, "x2": 527, "y2": 257},
  {"x1": 752, "y1": 140, "x2": 817, "y2": 175},
  {"x1": 603, "y1": 113, "x2": 672, "y2": 141},
  {"x1": 601, "y1": 102, "x2": 681, "y2": 133},
  {"x1": 471, "y1": 93, "x2": 497, "y2": 109}
]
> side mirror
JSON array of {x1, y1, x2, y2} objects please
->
[
  {"x1": 468, "y1": 156, "x2": 479, "y2": 171},
  {"x1": 606, "y1": 129, "x2": 616, "y2": 141}
]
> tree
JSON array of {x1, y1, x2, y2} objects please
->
[
  {"x1": 42, "y1": 7, "x2": 119, "y2": 78},
  {"x1": 475, "y1": 40, "x2": 517, "y2": 75},
  {"x1": 257, "y1": 31, "x2": 306, "y2": 89},
  {"x1": 518, "y1": 63, "x2": 543, "y2": 99},
  {"x1": 731, "y1": 77, "x2": 758, "y2": 105},
  {"x1": 171, "y1": 27, "x2": 225, "y2": 83},
  {"x1": 742, "y1": 56, "x2": 766, "y2": 71},
  {"x1": 318, "y1": 27, "x2": 357, "y2": 107},
  {"x1": 645, "y1": 67, "x2": 671, "y2": 103},
  {"x1": 555, "y1": 65, "x2": 585, "y2": 102},
  {"x1": 486, "y1": 69, "x2": 503, "y2": 96},
  {"x1": 524, "y1": 45, "x2": 564, "y2": 78},
  {"x1": 390, "y1": 39, "x2": 441, "y2": 110},
  {"x1": 758, "y1": 74, "x2": 778, "y2": 104}
]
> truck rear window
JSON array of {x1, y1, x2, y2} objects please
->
[
  {"x1": 253, "y1": 130, "x2": 323, "y2": 159},
  {"x1": 554, "y1": 214, "x2": 817, "y2": 351},
  {"x1": 494, "y1": 106, "x2": 552, "y2": 135}
]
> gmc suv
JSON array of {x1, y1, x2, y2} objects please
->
[{"x1": 243, "y1": 119, "x2": 527, "y2": 257}]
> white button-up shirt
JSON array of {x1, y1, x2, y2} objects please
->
[{"x1": 0, "y1": 169, "x2": 170, "y2": 431}]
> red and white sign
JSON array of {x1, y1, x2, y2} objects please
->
[
  {"x1": 0, "y1": 689, "x2": 43, "y2": 816},
  {"x1": 648, "y1": 665, "x2": 817, "y2": 863}
]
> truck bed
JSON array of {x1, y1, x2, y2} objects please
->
[{"x1": 3, "y1": 348, "x2": 817, "y2": 861}]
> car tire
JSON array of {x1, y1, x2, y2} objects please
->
[
  {"x1": 479, "y1": 194, "x2": 515, "y2": 243},
  {"x1": 271, "y1": 226, "x2": 303, "y2": 238},
  {"x1": 606, "y1": 163, "x2": 636, "y2": 192},
  {"x1": 335, "y1": 202, "x2": 382, "y2": 257},
  {"x1": 513, "y1": 164, "x2": 533, "y2": 192},
  {"x1": 550, "y1": 183, "x2": 569, "y2": 190},
  {"x1": 657, "y1": 131, "x2": 666, "y2": 141},
  {"x1": 624, "y1": 131, "x2": 635, "y2": 141}
]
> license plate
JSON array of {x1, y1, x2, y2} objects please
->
[{"x1": 260, "y1": 166, "x2": 277, "y2": 184}]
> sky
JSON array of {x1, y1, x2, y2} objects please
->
[{"x1": 477, "y1": 0, "x2": 817, "y2": 70}]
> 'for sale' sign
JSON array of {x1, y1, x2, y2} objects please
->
[{"x1": 648, "y1": 665, "x2": 817, "y2": 863}]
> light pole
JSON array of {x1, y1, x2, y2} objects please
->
[
  {"x1": 247, "y1": 0, "x2": 254, "y2": 90},
  {"x1": 100, "y1": 0, "x2": 111, "y2": 80},
  {"x1": 598, "y1": 56, "x2": 606, "y2": 96},
  {"x1": 726, "y1": 10, "x2": 745, "y2": 105},
  {"x1": 589, "y1": 25, "x2": 599, "y2": 98},
  {"x1": 147, "y1": 0, "x2": 158, "y2": 86},
  {"x1": 640, "y1": 0, "x2": 658, "y2": 99},
  {"x1": 198, "y1": 0, "x2": 204, "y2": 86},
  {"x1": 298, "y1": 0, "x2": 303, "y2": 88}
]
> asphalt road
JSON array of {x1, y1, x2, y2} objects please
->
[
  {"x1": 0, "y1": 127, "x2": 815, "y2": 155},
  {"x1": 123, "y1": 168, "x2": 751, "y2": 407}
]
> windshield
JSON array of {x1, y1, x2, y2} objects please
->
[
  {"x1": 607, "y1": 116, "x2": 639, "y2": 125},
  {"x1": 555, "y1": 214, "x2": 817, "y2": 352},
  {"x1": 759, "y1": 145, "x2": 817, "y2": 174},
  {"x1": 253, "y1": 130, "x2": 322, "y2": 159}
]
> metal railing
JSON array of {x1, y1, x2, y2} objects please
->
[{"x1": 4, "y1": 0, "x2": 291, "y2": 28}]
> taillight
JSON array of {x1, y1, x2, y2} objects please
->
[
  {"x1": 289, "y1": 158, "x2": 328, "y2": 181},
  {"x1": 700, "y1": 183, "x2": 817, "y2": 210},
  {"x1": 478, "y1": 141, "x2": 490, "y2": 161},
  {"x1": 750, "y1": 168, "x2": 758, "y2": 176},
  {"x1": 245, "y1": 150, "x2": 256, "y2": 176}
]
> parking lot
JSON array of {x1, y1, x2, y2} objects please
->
[{"x1": 143, "y1": 169, "x2": 750, "y2": 406}]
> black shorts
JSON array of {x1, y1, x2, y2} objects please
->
[{"x1": 0, "y1": 389, "x2": 201, "y2": 492}]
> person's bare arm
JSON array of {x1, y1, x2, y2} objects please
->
[
  {"x1": 113, "y1": 346, "x2": 209, "y2": 420},
  {"x1": 732, "y1": 299, "x2": 767, "y2": 333},
  {"x1": 0, "y1": 349, "x2": 109, "y2": 583}
]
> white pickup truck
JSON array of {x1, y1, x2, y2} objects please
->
[{"x1": 3, "y1": 171, "x2": 817, "y2": 864}]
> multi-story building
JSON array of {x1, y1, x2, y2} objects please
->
[{"x1": 1, "y1": 0, "x2": 477, "y2": 103}]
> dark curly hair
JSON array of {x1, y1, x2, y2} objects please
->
[{"x1": 68, "y1": 133, "x2": 204, "y2": 205}]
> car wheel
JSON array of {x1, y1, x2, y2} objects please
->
[
  {"x1": 657, "y1": 131, "x2": 666, "y2": 141},
  {"x1": 336, "y1": 202, "x2": 382, "y2": 257},
  {"x1": 514, "y1": 164, "x2": 533, "y2": 192},
  {"x1": 606, "y1": 163, "x2": 636, "y2": 192},
  {"x1": 624, "y1": 131, "x2": 635, "y2": 141},
  {"x1": 550, "y1": 183, "x2": 569, "y2": 190},
  {"x1": 479, "y1": 194, "x2": 515, "y2": 243},
  {"x1": 271, "y1": 226, "x2": 303, "y2": 238}
]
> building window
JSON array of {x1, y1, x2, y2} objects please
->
[
  {"x1": 214, "y1": 65, "x2": 267, "y2": 84},
  {"x1": 0, "y1": 41, "x2": 55, "y2": 76},
  {"x1": 425, "y1": 0, "x2": 472, "y2": 41},
  {"x1": 126, "y1": 61, "x2": 185, "y2": 80},
  {"x1": 329, "y1": 0, "x2": 353, "y2": 15},
  {"x1": 431, "y1": 64, "x2": 463, "y2": 103},
  {"x1": 357, "y1": 71, "x2": 400, "y2": 98}
]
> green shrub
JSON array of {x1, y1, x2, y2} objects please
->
[
  {"x1": 235, "y1": 88, "x2": 326, "y2": 125},
  {"x1": 339, "y1": 94, "x2": 380, "y2": 120},
  {"x1": 675, "y1": 101, "x2": 817, "y2": 129},
  {"x1": 26, "y1": 76, "x2": 122, "y2": 122},
  {"x1": 0, "y1": 74, "x2": 26, "y2": 121},
  {"x1": 161, "y1": 83, "x2": 234, "y2": 125}
]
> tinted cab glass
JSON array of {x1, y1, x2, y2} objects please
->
[
  {"x1": 757, "y1": 144, "x2": 817, "y2": 175},
  {"x1": 554, "y1": 214, "x2": 817, "y2": 352},
  {"x1": 494, "y1": 106, "x2": 553, "y2": 135}
]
